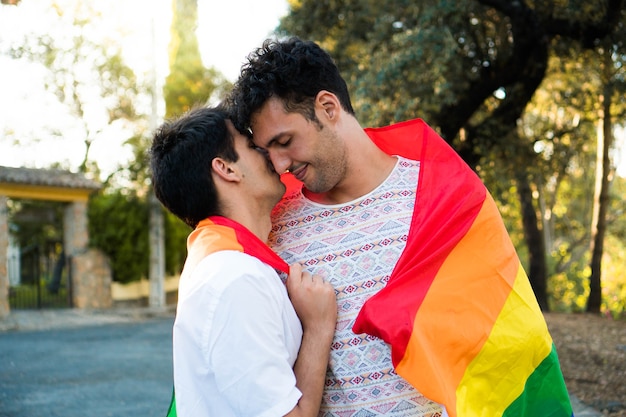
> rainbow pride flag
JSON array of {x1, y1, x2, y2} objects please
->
[
  {"x1": 166, "y1": 216, "x2": 289, "y2": 417},
  {"x1": 344, "y1": 119, "x2": 573, "y2": 416},
  {"x1": 183, "y1": 216, "x2": 288, "y2": 276}
]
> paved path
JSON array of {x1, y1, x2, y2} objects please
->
[
  {"x1": 0, "y1": 308, "x2": 603, "y2": 417},
  {"x1": 0, "y1": 308, "x2": 174, "y2": 417}
]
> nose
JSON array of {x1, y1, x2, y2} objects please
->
[{"x1": 267, "y1": 149, "x2": 291, "y2": 174}]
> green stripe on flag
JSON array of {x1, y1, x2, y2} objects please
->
[
  {"x1": 503, "y1": 345, "x2": 573, "y2": 417},
  {"x1": 166, "y1": 387, "x2": 176, "y2": 417}
]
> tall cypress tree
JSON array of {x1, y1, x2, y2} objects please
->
[{"x1": 163, "y1": 0, "x2": 229, "y2": 118}]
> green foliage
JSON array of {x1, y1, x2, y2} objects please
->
[
  {"x1": 280, "y1": 0, "x2": 626, "y2": 316},
  {"x1": 85, "y1": 0, "x2": 226, "y2": 286},
  {"x1": 7, "y1": 200, "x2": 64, "y2": 248},
  {"x1": 602, "y1": 175, "x2": 626, "y2": 317},
  {"x1": 2, "y1": 1, "x2": 209, "y2": 290},
  {"x1": 9, "y1": 284, "x2": 69, "y2": 309},
  {"x1": 88, "y1": 190, "x2": 149, "y2": 284},
  {"x1": 548, "y1": 249, "x2": 590, "y2": 313},
  {"x1": 602, "y1": 233, "x2": 626, "y2": 318},
  {"x1": 163, "y1": 0, "x2": 231, "y2": 117},
  {"x1": 87, "y1": 189, "x2": 190, "y2": 283},
  {"x1": 163, "y1": 210, "x2": 190, "y2": 276},
  {"x1": 280, "y1": 0, "x2": 476, "y2": 128}
]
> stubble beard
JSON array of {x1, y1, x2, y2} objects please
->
[{"x1": 305, "y1": 128, "x2": 347, "y2": 194}]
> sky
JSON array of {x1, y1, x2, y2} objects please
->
[
  {"x1": 0, "y1": 0, "x2": 624, "y2": 179},
  {"x1": 0, "y1": 0, "x2": 288, "y2": 177}
]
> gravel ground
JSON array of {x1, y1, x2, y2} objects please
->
[{"x1": 545, "y1": 312, "x2": 626, "y2": 416}]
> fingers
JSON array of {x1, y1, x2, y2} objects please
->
[
  {"x1": 289, "y1": 262, "x2": 302, "y2": 278},
  {"x1": 286, "y1": 263, "x2": 303, "y2": 293},
  {"x1": 287, "y1": 263, "x2": 337, "y2": 330},
  {"x1": 287, "y1": 263, "x2": 328, "y2": 288}
]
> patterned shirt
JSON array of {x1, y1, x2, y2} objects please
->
[{"x1": 269, "y1": 157, "x2": 445, "y2": 417}]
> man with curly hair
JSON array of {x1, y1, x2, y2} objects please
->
[{"x1": 227, "y1": 37, "x2": 572, "y2": 417}]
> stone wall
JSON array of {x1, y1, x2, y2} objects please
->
[{"x1": 71, "y1": 249, "x2": 112, "y2": 309}]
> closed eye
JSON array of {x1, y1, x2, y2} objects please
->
[
  {"x1": 265, "y1": 133, "x2": 292, "y2": 149},
  {"x1": 276, "y1": 138, "x2": 291, "y2": 147}
]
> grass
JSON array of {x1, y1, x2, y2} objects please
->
[{"x1": 9, "y1": 282, "x2": 71, "y2": 309}]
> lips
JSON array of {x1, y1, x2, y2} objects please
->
[{"x1": 290, "y1": 164, "x2": 308, "y2": 182}]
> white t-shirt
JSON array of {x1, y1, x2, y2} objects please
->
[{"x1": 173, "y1": 250, "x2": 303, "y2": 417}]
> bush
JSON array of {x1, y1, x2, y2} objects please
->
[
  {"x1": 88, "y1": 191, "x2": 149, "y2": 283},
  {"x1": 88, "y1": 190, "x2": 190, "y2": 283}
]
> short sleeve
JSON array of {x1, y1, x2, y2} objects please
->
[{"x1": 206, "y1": 268, "x2": 302, "y2": 417}]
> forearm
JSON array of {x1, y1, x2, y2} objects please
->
[
  {"x1": 285, "y1": 328, "x2": 333, "y2": 417},
  {"x1": 284, "y1": 264, "x2": 336, "y2": 417}
]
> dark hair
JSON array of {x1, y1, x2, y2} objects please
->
[
  {"x1": 228, "y1": 37, "x2": 355, "y2": 132},
  {"x1": 149, "y1": 106, "x2": 239, "y2": 228}
]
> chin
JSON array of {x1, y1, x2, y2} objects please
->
[{"x1": 304, "y1": 182, "x2": 331, "y2": 194}]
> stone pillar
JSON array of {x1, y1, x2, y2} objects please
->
[
  {"x1": 63, "y1": 201, "x2": 88, "y2": 257},
  {"x1": 63, "y1": 201, "x2": 112, "y2": 309},
  {"x1": 71, "y1": 249, "x2": 112, "y2": 309},
  {"x1": 0, "y1": 195, "x2": 9, "y2": 319}
]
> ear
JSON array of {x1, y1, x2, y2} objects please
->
[
  {"x1": 315, "y1": 90, "x2": 341, "y2": 122},
  {"x1": 211, "y1": 157, "x2": 241, "y2": 183}
]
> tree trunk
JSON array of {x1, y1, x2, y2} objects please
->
[
  {"x1": 515, "y1": 170, "x2": 549, "y2": 311},
  {"x1": 586, "y1": 77, "x2": 614, "y2": 313},
  {"x1": 148, "y1": 16, "x2": 166, "y2": 309}
]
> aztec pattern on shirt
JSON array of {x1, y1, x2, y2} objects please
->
[{"x1": 270, "y1": 157, "x2": 444, "y2": 417}]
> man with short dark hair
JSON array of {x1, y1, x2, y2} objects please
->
[{"x1": 150, "y1": 106, "x2": 337, "y2": 417}]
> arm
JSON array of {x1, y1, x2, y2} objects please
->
[{"x1": 284, "y1": 263, "x2": 337, "y2": 417}]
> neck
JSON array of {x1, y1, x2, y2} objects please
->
[
  {"x1": 234, "y1": 211, "x2": 272, "y2": 242},
  {"x1": 220, "y1": 199, "x2": 274, "y2": 243}
]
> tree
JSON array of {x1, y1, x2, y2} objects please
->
[
  {"x1": 163, "y1": 0, "x2": 230, "y2": 118},
  {"x1": 6, "y1": 2, "x2": 144, "y2": 183},
  {"x1": 88, "y1": 192, "x2": 149, "y2": 284},
  {"x1": 143, "y1": 0, "x2": 233, "y2": 306},
  {"x1": 510, "y1": 48, "x2": 599, "y2": 310},
  {"x1": 587, "y1": 14, "x2": 626, "y2": 312},
  {"x1": 280, "y1": 0, "x2": 622, "y2": 155},
  {"x1": 2, "y1": 1, "x2": 157, "y2": 286}
]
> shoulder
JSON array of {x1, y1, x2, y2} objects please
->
[
  {"x1": 197, "y1": 250, "x2": 274, "y2": 273},
  {"x1": 175, "y1": 250, "x2": 292, "y2": 345},
  {"x1": 181, "y1": 251, "x2": 284, "y2": 300}
]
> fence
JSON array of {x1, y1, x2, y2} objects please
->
[{"x1": 8, "y1": 243, "x2": 72, "y2": 309}]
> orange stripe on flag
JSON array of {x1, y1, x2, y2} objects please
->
[
  {"x1": 396, "y1": 194, "x2": 520, "y2": 416},
  {"x1": 457, "y1": 264, "x2": 551, "y2": 416},
  {"x1": 184, "y1": 219, "x2": 244, "y2": 276}
]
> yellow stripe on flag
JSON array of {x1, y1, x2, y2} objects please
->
[
  {"x1": 456, "y1": 264, "x2": 553, "y2": 416},
  {"x1": 395, "y1": 195, "x2": 540, "y2": 416}
]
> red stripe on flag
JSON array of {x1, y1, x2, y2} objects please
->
[{"x1": 353, "y1": 119, "x2": 486, "y2": 364}]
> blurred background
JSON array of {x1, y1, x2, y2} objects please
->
[{"x1": 0, "y1": 0, "x2": 624, "y2": 318}]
